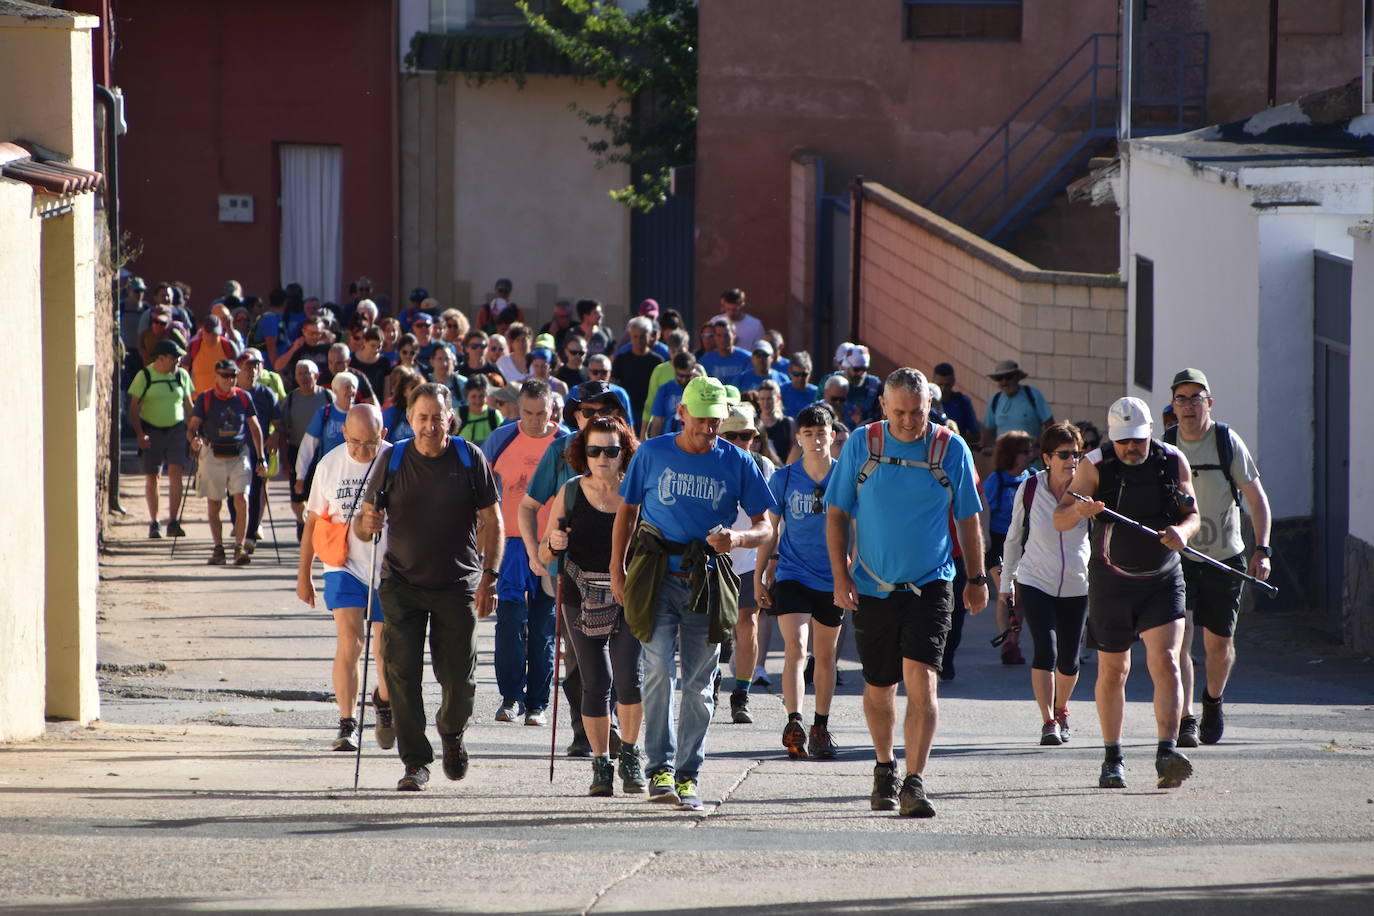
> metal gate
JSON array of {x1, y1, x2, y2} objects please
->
[
  {"x1": 816, "y1": 193, "x2": 850, "y2": 363},
  {"x1": 1313, "y1": 250, "x2": 1351, "y2": 622},
  {"x1": 630, "y1": 165, "x2": 695, "y2": 324}
]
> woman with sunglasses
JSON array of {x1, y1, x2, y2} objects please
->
[
  {"x1": 756, "y1": 404, "x2": 843, "y2": 759},
  {"x1": 999, "y1": 422, "x2": 1091, "y2": 746},
  {"x1": 556, "y1": 333, "x2": 590, "y2": 389},
  {"x1": 394, "y1": 333, "x2": 419, "y2": 374},
  {"x1": 540, "y1": 416, "x2": 645, "y2": 797},
  {"x1": 485, "y1": 333, "x2": 509, "y2": 368}
]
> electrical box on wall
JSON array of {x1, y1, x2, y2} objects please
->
[{"x1": 218, "y1": 194, "x2": 254, "y2": 223}]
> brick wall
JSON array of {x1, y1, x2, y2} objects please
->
[
  {"x1": 856, "y1": 182, "x2": 1125, "y2": 431},
  {"x1": 787, "y1": 152, "x2": 819, "y2": 350}
]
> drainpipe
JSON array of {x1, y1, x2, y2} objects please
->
[
  {"x1": 96, "y1": 84, "x2": 124, "y2": 514},
  {"x1": 849, "y1": 174, "x2": 864, "y2": 345},
  {"x1": 1364, "y1": 0, "x2": 1373, "y2": 115},
  {"x1": 1267, "y1": 0, "x2": 1279, "y2": 108},
  {"x1": 1118, "y1": 1, "x2": 1134, "y2": 278}
]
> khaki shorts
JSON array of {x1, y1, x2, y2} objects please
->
[{"x1": 197, "y1": 451, "x2": 251, "y2": 499}]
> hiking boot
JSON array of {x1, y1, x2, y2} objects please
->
[
  {"x1": 332, "y1": 717, "x2": 359, "y2": 751},
  {"x1": 782, "y1": 719, "x2": 808, "y2": 759},
  {"x1": 441, "y1": 735, "x2": 468, "y2": 781},
  {"x1": 207, "y1": 544, "x2": 227, "y2": 565},
  {"x1": 1176, "y1": 715, "x2": 1200, "y2": 748},
  {"x1": 373, "y1": 691, "x2": 395, "y2": 750},
  {"x1": 648, "y1": 769, "x2": 679, "y2": 804},
  {"x1": 566, "y1": 732, "x2": 593, "y2": 758},
  {"x1": 675, "y1": 777, "x2": 703, "y2": 810},
  {"x1": 1000, "y1": 641, "x2": 1025, "y2": 665},
  {"x1": 1098, "y1": 759, "x2": 1127, "y2": 789},
  {"x1": 729, "y1": 689, "x2": 752, "y2": 724},
  {"x1": 495, "y1": 700, "x2": 522, "y2": 723},
  {"x1": 242, "y1": 539, "x2": 256, "y2": 556},
  {"x1": 618, "y1": 743, "x2": 645, "y2": 794},
  {"x1": 870, "y1": 765, "x2": 900, "y2": 811},
  {"x1": 898, "y1": 773, "x2": 935, "y2": 818},
  {"x1": 524, "y1": 707, "x2": 548, "y2": 727},
  {"x1": 1155, "y1": 749, "x2": 1194, "y2": 789},
  {"x1": 233, "y1": 545, "x2": 251, "y2": 566},
  {"x1": 396, "y1": 764, "x2": 429, "y2": 791},
  {"x1": 1200, "y1": 696, "x2": 1225, "y2": 745},
  {"x1": 166, "y1": 520, "x2": 187, "y2": 538},
  {"x1": 808, "y1": 724, "x2": 839, "y2": 760},
  {"x1": 1040, "y1": 720, "x2": 1063, "y2": 746},
  {"x1": 148, "y1": 521, "x2": 162, "y2": 539},
  {"x1": 589, "y1": 755, "x2": 615, "y2": 797},
  {"x1": 1055, "y1": 706, "x2": 1071, "y2": 743}
]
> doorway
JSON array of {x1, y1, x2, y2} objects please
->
[{"x1": 279, "y1": 144, "x2": 343, "y2": 303}]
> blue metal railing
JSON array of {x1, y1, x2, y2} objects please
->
[{"x1": 925, "y1": 31, "x2": 1208, "y2": 244}]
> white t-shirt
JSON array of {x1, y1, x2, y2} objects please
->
[
  {"x1": 729, "y1": 453, "x2": 775, "y2": 576},
  {"x1": 1171, "y1": 424, "x2": 1259, "y2": 562},
  {"x1": 305, "y1": 442, "x2": 390, "y2": 585},
  {"x1": 712, "y1": 312, "x2": 766, "y2": 351},
  {"x1": 496, "y1": 353, "x2": 530, "y2": 384}
]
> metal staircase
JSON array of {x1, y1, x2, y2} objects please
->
[{"x1": 925, "y1": 32, "x2": 1208, "y2": 246}]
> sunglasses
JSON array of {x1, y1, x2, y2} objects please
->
[
  {"x1": 722, "y1": 431, "x2": 756, "y2": 442},
  {"x1": 217, "y1": 372, "x2": 237, "y2": 379},
  {"x1": 579, "y1": 405, "x2": 618, "y2": 418},
  {"x1": 675, "y1": 373, "x2": 695, "y2": 383},
  {"x1": 445, "y1": 322, "x2": 460, "y2": 329},
  {"x1": 467, "y1": 342, "x2": 484, "y2": 349},
  {"x1": 811, "y1": 485, "x2": 826, "y2": 514},
  {"x1": 588, "y1": 369, "x2": 609, "y2": 376},
  {"x1": 584, "y1": 445, "x2": 622, "y2": 459},
  {"x1": 790, "y1": 371, "x2": 808, "y2": 378},
  {"x1": 400, "y1": 349, "x2": 416, "y2": 356},
  {"x1": 1050, "y1": 450, "x2": 1083, "y2": 460},
  {"x1": 1116, "y1": 437, "x2": 1148, "y2": 446},
  {"x1": 566, "y1": 349, "x2": 586, "y2": 357}
]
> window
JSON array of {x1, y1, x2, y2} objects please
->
[
  {"x1": 429, "y1": 0, "x2": 554, "y2": 33},
  {"x1": 1133, "y1": 256, "x2": 1154, "y2": 391},
  {"x1": 904, "y1": 1, "x2": 1022, "y2": 41}
]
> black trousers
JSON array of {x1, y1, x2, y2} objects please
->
[{"x1": 379, "y1": 578, "x2": 478, "y2": 769}]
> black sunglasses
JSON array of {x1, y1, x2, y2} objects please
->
[
  {"x1": 1116, "y1": 437, "x2": 1148, "y2": 446},
  {"x1": 585, "y1": 445, "x2": 622, "y2": 459},
  {"x1": 566, "y1": 349, "x2": 586, "y2": 357},
  {"x1": 579, "y1": 405, "x2": 618, "y2": 418},
  {"x1": 217, "y1": 372, "x2": 237, "y2": 379},
  {"x1": 675, "y1": 373, "x2": 695, "y2": 383},
  {"x1": 722, "y1": 431, "x2": 755, "y2": 442},
  {"x1": 811, "y1": 485, "x2": 826, "y2": 514},
  {"x1": 1050, "y1": 450, "x2": 1083, "y2": 460},
  {"x1": 588, "y1": 369, "x2": 609, "y2": 376},
  {"x1": 790, "y1": 371, "x2": 808, "y2": 378}
]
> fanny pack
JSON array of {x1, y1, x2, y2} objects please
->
[{"x1": 210, "y1": 442, "x2": 243, "y2": 458}]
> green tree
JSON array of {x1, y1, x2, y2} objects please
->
[{"x1": 519, "y1": 0, "x2": 697, "y2": 212}]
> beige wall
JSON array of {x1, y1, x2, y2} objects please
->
[
  {"x1": 401, "y1": 74, "x2": 630, "y2": 331},
  {"x1": 856, "y1": 183, "x2": 1125, "y2": 429}
]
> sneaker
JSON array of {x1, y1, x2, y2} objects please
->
[
  {"x1": 233, "y1": 545, "x2": 251, "y2": 566},
  {"x1": 1040, "y1": 720, "x2": 1063, "y2": 746},
  {"x1": 675, "y1": 777, "x2": 703, "y2": 810},
  {"x1": 1200, "y1": 696, "x2": 1225, "y2": 745},
  {"x1": 242, "y1": 539, "x2": 256, "y2": 556},
  {"x1": 782, "y1": 719, "x2": 808, "y2": 759},
  {"x1": 1000, "y1": 642, "x2": 1025, "y2": 665},
  {"x1": 1098, "y1": 759, "x2": 1127, "y2": 789},
  {"x1": 495, "y1": 700, "x2": 523, "y2": 723},
  {"x1": 374, "y1": 691, "x2": 395, "y2": 750},
  {"x1": 1155, "y1": 749, "x2": 1194, "y2": 789},
  {"x1": 441, "y1": 735, "x2": 469, "y2": 780},
  {"x1": 1177, "y1": 715, "x2": 1200, "y2": 748},
  {"x1": 332, "y1": 717, "x2": 359, "y2": 751},
  {"x1": 870, "y1": 765, "x2": 900, "y2": 811},
  {"x1": 207, "y1": 545, "x2": 227, "y2": 565},
  {"x1": 148, "y1": 521, "x2": 162, "y2": 539},
  {"x1": 396, "y1": 764, "x2": 429, "y2": 791},
  {"x1": 524, "y1": 707, "x2": 548, "y2": 727},
  {"x1": 618, "y1": 743, "x2": 645, "y2": 793},
  {"x1": 803, "y1": 655, "x2": 815, "y2": 686},
  {"x1": 166, "y1": 520, "x2": 187, "y2": 538},
  {"x1": 566, "y1": 732, "x2": 593, "y2": 758},
  {"x1": 898, "y1": 773, "x2": 936, "y2": 818},
  {"x1": 808, "y1": 724, "x2": 839, "y2": 760},
  {"x1": 1055, "y1": 706, "x2": 1071, "y2": 743},
  {"x1": 753, "y1": 667, "x2": 771, "y2": 687},
  {"x1": 647, "y1": 769, "x2": 679, "y2": 804},
  {"x1": 589, "y1": 755, "x2": 615, "y2": 797},
  {"x1": 729, "y1": 689, "x2": 752, "y2": 724}
]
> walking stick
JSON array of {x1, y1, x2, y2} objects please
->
[
  {"x1": 549, "y1": 519, "x2": 570, "y2": 783},
  {"x1": 169, "y1": 450, "x2": 196, "y2": 558},
  {"x1": 260, "y1": 474, "x2": 283, "y2": 564},
  {"x1": 354, "y1": 524, "x2": 383, "y2": 793},
  {"x1": 1069, "y1": 492, "x2": 1278, "y2": 595}
]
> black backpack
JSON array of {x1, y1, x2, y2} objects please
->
[{"x1": 1163, "y1": 422, "x2": 1241, "y2": 508}]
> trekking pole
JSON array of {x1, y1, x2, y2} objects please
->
[
  {"x1": 549, "y1": 519, "x2": 570, "y2": 783},
  {"x1": 260, "y1": 474, "x2": 283, "y2": 564},
  {"x1": 354, "y1": 498, "x2": 385, "y2": 793},
  {"x1": 1068, "y1": 492, "x2": 1278, "y2": 596},
  {"x1": 170, "y1": 451, "x2": 196, "y2": 558}
]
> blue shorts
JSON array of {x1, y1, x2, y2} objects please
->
[{"x1": 323, "y1": 571, "x2": 383, "y2": 621}]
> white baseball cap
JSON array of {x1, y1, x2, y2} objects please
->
[{"x1": 1107, "y1": 396, "x2": 1153, "y2": 441}]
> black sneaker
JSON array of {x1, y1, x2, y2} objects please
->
[
  {"x1": 729, "y1": 689, "x2": 752, "y2": 724},
  {"x1": 332, "y1": 717, "x2": 359, "y2": 751},
  {"x1": 1200, "y1": 697, "x2": 1225, "y2": 745},
  {"x1": 397, "y1": 764, "x2": 429, "y2": 791},
  {"x1": 647, "y1": 768, "x2": 679, "y2": 804},
  {"x1": 566, "y1": 732, "x2": 593, "y2": 758},
  {"x1": 618, "y1": 743, "x2": 645, "y2": 793},
  {"x1": 1098, "y1": 759, "x2": 1127, "y2": 789},
  {"x1": 589, "y1": 755, "x2": 615, "y2": 797},
  {"x1": 782, "y1": 719, "x2": 808, "y2": 759},
  {"x1": 1155, "y1": 749, "x2": 1193, "y2": 789},
  {"x1": 207, "y1": 545, "x2": 227, "y2": 566},
  {"x1": 898, "y1": 773, "x2": 935, "y2": 818},
  {"x1": 166, "y1": 520, "x2": 187, "y2": 538},
  {"x1": 1177, "y1": 715, "x2": 1200, "y2": 748},
  {"x1": 441, "y1": 735, "x2": 469, "y2": 780},
  {"x1": 870, "y1": 765, "x2": 900, "y2": 811},
  {"x1": 808, "y1": 724, "x2": 839, "y2": 760},
  {"x1": 373, "y1": 690, "x2": 395, "y2": 750},
  {"x1": 148, "y1": 521, "x2": 162, "y2": 539},
  {"x1": 1040, "y1": 720, "x2": 1062, "y2": 746}
]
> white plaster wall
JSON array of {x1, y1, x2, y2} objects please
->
[
  {"x1": 1350, "y1": 227, "x2": 1374, "y2": 544},
  {"x1": 452, "y1": 76, "x2": 631, "y2": 330}
]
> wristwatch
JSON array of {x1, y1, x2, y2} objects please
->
[
  {"x1": 482, "y1": 568, "x2": 499, "y2": 578},
  {"x1": 1254, "y1": 545, "x2": 1272, "y2": 558},
  {"x1": 968, "y1": 574, "x2": 993, "y2": 587}
]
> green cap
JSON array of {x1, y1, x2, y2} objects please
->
[
  {"x1": 723, "y1": 385, "x2": 741, "y2": 407},
  {"x1": 533, "y1": 332, "x2": 556, "y2": 351},
  {"x1": 1170, "y1": 368, "x2": 1210, "y2": 392},
  {"x1": 681, "y1": 376, "x2": 729, "y2": 419}
]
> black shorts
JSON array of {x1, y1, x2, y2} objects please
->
[
  {"x1": 140, "y1": 422, "x2": 188, "y2": 474},
  {"x1": 287, "y1": 444, "x2": 310, "y2": 503},
  {"x1": 1184, "y1": 555, "x2": 1246, "y2": 639},
  {"x1": 766, "y1": 579, "x2": 844, "y2": 628},
  {"x1": 1086, "y1": 566, "x2": 1185, "y2": 653},
  {"x1": 854, "y1": 579, "x2": 953, "y2": 686}
]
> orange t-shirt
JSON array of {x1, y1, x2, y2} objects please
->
[
  {"x1": 492, "y1": 427, "x2": 558, "y2": 535},
  {"x1": 189, "y1": 334, "x2": 235, "y2": 393}
]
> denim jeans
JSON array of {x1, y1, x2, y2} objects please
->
[
  {"x1": 640, "y1": 575, "x2": 721, "y2": 780},
  {"x1": 495, "y1": 537, "x2": 556, "y2": 709}
]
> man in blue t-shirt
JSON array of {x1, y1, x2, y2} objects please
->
[
  {"x1": 980, "y1": 359, "x2": 1053, "y2": 458},
  {"x1": 646, "y1": 353, "x2": 699, "y2": 438},
  {"x1": 780, "y1": 351, "x2": 819, "y2": 419},
  {"x1": 731, "y1": 340, "x2": 788, "y2": 393},
  {"x1": 611, "y1": 376, "x2": 777, "y2": 809},
  {"x1": 697, "y1": 318, "x2": 752, "y2": 381},
  {"x1": 825, "y1": 368, "x2": 989, "y2": 819}
]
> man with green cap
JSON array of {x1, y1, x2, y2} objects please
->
[
  {"x1": 1163, "y1": 368, "x2": 1271, "y2": 747},
  {"x1": 128, "y1": 339, "x2": 195, "y2": 539},
  {"x1": 610, "y1": 376, "x2": 778, "y2": 809}
]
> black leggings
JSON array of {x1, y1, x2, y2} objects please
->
[
  {"x1": 1017, "y1": 584, "x2": 1089, "y2": 676},
  {"x1": 562, "y1": 601, "x2": 643, "y2": 718}
]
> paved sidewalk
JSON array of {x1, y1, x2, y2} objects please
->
[{"x1": 2, "y1": 474, "x2": 1373, "y2": 914}]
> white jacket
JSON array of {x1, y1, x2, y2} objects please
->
[{"x1": 1001, "y1": 470, "x2": 1090, "y2": 598}]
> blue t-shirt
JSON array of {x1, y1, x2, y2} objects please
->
[
  {"x1": 650, "y1": 380, "x2": 688, "y2": 434},
  {"x1": 731, "y1": 367, "x2": 789, "y2": 393},
  {"x1": 983, "y1": 384, "x2": 1052, "y2": 437},
  {"x1": 382, "y1": 405, "x2": 414, "y2": 444},
  {"x1": 983, "y1": 468, "x2": 1030, "y2": 535},
  {"x1": 846, "y1": 374, "x2": 882, "y2": 425},
  {"x1": 527, "y1": 434, "x2": 575, "y2": 504},
  {"x1": 254, "y1": 311, "x2": 281, "y2": 346},
  {"x1": 825, "y1": 423, "x2": 982, "y2": 596},
  {"x1": 768, "y1": 461, "x2": 835, "y2": 592},
  {"x1": 699, "y1": 347, "x2": 752, "y2": 381},
  {"x1": 620, "y1": 433, "x2": 778, "y2": 572},
  {"x1": 942, "y1": 390, "x2": 979, "y2": 439},
  {"x1": 245, "y1": 383, "x2": 279, "y2": 462},
  {"x1": 306, "y1": 404, "x2": 350, "y2": 456},
  {"x1": 780, "y1": 383, "x2": 818, "y2": 419},
  {"x1": 615, "y1": 340, "x2": 670, "y2": 361}
]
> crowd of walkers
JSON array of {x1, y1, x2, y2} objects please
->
[{"x1": 121, "y1": 274, "x2": 1273, "y2": 816}]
